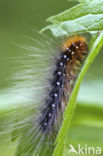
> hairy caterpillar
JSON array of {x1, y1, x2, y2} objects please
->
[
  {"x1": 39, "y1": 36, "x2": 88, "y2": 134},
  {"x1": 0, "y1": 33, "x2": 88, "y2": 156}
]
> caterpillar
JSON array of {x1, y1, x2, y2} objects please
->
[
  {"x1": 39, "y1": 36, "x2": 88, "y2": 135},
  {"x1": 0, "y1": 34, "x2": 88, "y2": 156}
]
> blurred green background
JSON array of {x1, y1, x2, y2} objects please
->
[{"x1": 0, "y1": 0, "x2": 103, "y2": 156}]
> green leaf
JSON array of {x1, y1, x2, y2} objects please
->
[
  {"x1": 52, "y1": 32, "x2": 103, "y2": 156},
  {"x1": 41, "y1": 0, "x2": 103, "y2": 37}
]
